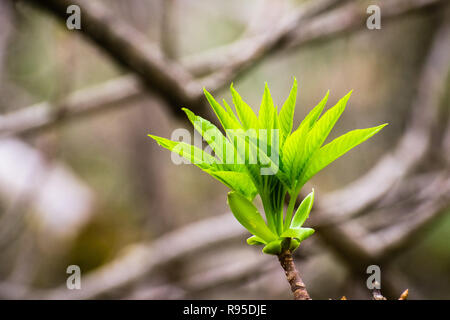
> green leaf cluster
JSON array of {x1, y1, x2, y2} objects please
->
[{"x1": 148, "y1": 78, "x2": 387, "y2": 255}]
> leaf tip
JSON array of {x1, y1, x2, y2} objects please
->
[
  {"x1": 319, "y1": 90, "x2": 330, "y2": 106},
  {"x1": 345, "y1": 90, "x2": 353, "y2": 99},
  {"x1": 338, "y1": 90, "x2": 353, "y2": 108},
  {"x1": 203, "y1": 87, "x2": 212, "y2": 97},
  {"x1": 147, "y1": 134, "x2": 163, "y2": 146},
  {"x1": 226, "y1": 190, "x2": 236, "y2": 203},
  {"x1": 374, "y1": 123, "x2": 389, "y2": 133}
]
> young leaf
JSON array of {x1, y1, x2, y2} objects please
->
[
  {"x1": 281, "y1": 91, "x2": 329, "y2": 186},
  {"x1": 297, "y1": 90, "x2": 329, "y2": 132},
  {"x1": 204, "y1": 88, "x2": 241, "y2": 131},
  {"x1": 207, "y1": 170, "x2": 257, "y2": 200},
  {"x1": 247, "y1": 235, "x2": 266, "y2": 245},
  {"x1": 289, "y1": 238, "x2": 300, "y2": 252},
  {"x1": 290, "y1": 189, "x2": 314, "y2": 229},
  {"x1": 182, "y1": 108, "x2": 231, "y2": 166},
  {"x1": 281, "y1": 121, "x2": 309, "y2": 186},
  {"x1": 281, "y1": 227, "x2": 315, "y2": 242},
  {"x1": 262, "y1": 239, "x2": 283, "y2": 255},
  {"x1": 227, "y1": 191, "x2": 277, "y2": 243},
  {"x1": 300, "y1": 124, "x2": 388, "y2": 185},
  {"x1": 262, "y1": 237, "x2": 300, "y2": 253},
  {"x1": 296, "y1": 91, "x2": 352, "y2": 186},
  {"x1": 278, "y1": 78, "x2": 297, "y2": 140},
  {"x1": 149, "y1": 83, "x2": 387, "y2": 257},
  {"x1": 258, "y1": 83, "x2": 275, "y2": 130},
  {"x1": 148, "y1": 134, "x2": 216, "y2": 170},
  {"x1": 222, "y1": 99, "x2": 242, "y2": 126},
  {"x1": 273, "y1": 104, "x2": 280, "y2": 131},
  {"x1": 230, "y1": 84, "x2": 259, "y2": 130},
  {"x1": 225, "y1": 128, "x2": 263, "y2": 189},
  {"x1": 229, "y1": 129, "x2": 291, "y2": 189},
  {"x1": 303, "y1": 91, "x2": 351, "y2": 157}
]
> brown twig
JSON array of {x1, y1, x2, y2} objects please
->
[
  {"x1": 371, "y1": 282, "x2": 387, "y2": 300},
  {"x1": 398, "y1": 289, "x2": 409, "y2": 300},
  {"x1": 277, "y1": 240, "x2": 311, "y2": 300},
  {"x1": 370, "y1": 282, "x2": 410, "y2": 300}
]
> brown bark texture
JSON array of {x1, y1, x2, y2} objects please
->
[{"x1": 278, "y1": 249, "x2": 311, "y2": 300}]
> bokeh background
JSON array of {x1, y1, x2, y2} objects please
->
[{"x1": 0, "y1": 0, "x2": 449, "y2": 299}]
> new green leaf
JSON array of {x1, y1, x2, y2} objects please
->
[
  {"x1": 227, "y1": 191, "x2": 277, "y2": 243},
  {"x1": 148, "y1": 134, "x2": 216, "y2": 170},
  {"x1": 258, "y1": 83, "x2": 276, "y2": 130},
  {"x1": 281, "y1": 228, "x2": 315, "y2": 242},
  {"x1": 290, "y1": 189, "x2": 314, "y2": 229},
  {"x1": 247, "y1": 235, "x2": 266, "y2": 245},
  {"x1": 295, "y1": 91, "x2": 351, "y2": 188},
  {"x1": 300, "y1": 124, "x2": 388, "y2": 185},
  {"x1": 278, "y1": 78, "x2": 298, "y2": 142},
  {"x1": 207, "y1": 170, "x2": 257, "y2": 200},
  {"x1": 203, "y1": 88, "x2": 241, "y2": 131},
  {"x1": 149, "y1": 80, "x2": 387, "y2": 256},
  {"x1": 231, "y1": 84, "x2": 259, "y2": 130}
]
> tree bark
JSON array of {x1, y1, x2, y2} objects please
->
[{"x1": 277, "y1": 249, "x2": 311, "y2": 300}]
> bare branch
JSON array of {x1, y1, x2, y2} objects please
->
[
  {"x1": 160, "y1": 0, "x2": 177, "y2": 60},
  {"x1": 310, "y1": 17, "x2": 450, "y2": 297},
  {"x1": 0, "y1": 75, "x2": 143, "y2": 137},
  {"x1": 314, "y1": 5, "x2": 450, "y2": 224},
  {"x1": 367, "y1": 173, "x2": 450, "y2": 260},
  {"x1": 183, "y1": 0, "x2": 343, "y2": 77},
  {"x1": 2, "y1": 0, "x2": 445, "y2": 136},
  {"x1": 24, "y1": 0, "x2": 202, "y2": 109},
  {"x1": 8, "y1": 167, "x2": 447, "y2": 300},
  {"x1": 285, "y1": 0, "x2": 446, "y2": 51},
  {"x1": 39, "y1": 214, "x2": 244, "y2": 299},
  {"x1": 187, "y1": 0, "x2": 445, "y2": 79}
]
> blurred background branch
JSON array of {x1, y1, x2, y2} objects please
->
[{"x1": 1, "y1": 0, "x2": 445, "y2": 137}]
